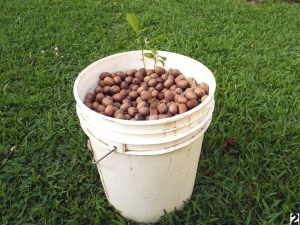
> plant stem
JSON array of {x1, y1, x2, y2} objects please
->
[{"x1": 141, "y1": 49, "x2": 146, "y2": 69}]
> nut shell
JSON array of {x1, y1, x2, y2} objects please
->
[
  {"x1": 176, "y1": 80, "x2": 189, "y2": 89},
  {"x1": 104, "y1": 77, "x2": 115, "y2": 86}
]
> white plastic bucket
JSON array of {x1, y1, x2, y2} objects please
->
[
  {"x1": 82, "y1": 113, "x2": 212, "y2": 223},
  {"x1": 73, "y1": 51, "x2": 216, "y2": 223}
]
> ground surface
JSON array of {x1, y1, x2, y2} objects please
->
[{"x1": 0, "y1": 0, "x2": 299, "y2": 224}]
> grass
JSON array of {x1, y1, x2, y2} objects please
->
[{"x1": 0, "y1": 0, "x2": 299, "y2": 224}]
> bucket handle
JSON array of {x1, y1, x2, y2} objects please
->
[
  {"x1": 83, "y1": 124, "x2": 117, "y2": 164},
  {"x1": 92, "y1": 146, "x2": 116, "y2": 164}
]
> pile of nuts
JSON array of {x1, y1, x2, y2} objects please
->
[{"x1": 83, "y1": 67, "x2": 209, "y2": 121}]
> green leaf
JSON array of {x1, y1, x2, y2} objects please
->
[
  {"x1": 159, "y1": 55, "x2": 167, "y2": 61},
  {"x1": 144, "y1": 53, "x2": 154, "y2": 58},
  {"x1": 245, "y1": 211, "x2": 251, "y2": 225},
  {"x1": 152, "y1": 49, "x2": 158, "y2": 55},
  {"x1": 150, "y1": 34, "x2": 167, "y2": 43},
  {"x1": 267, "y1": 212, "x2": 282, "y2": 224},
  {"x1": 158, "y1": 59, "x2": 165, "y2": 66},
  {"x1": 140, "y1": 27, "x2": 148, "y2": 34},
  {"x1": 126, "y1": 13, "x2": 140, "y2": 34}
]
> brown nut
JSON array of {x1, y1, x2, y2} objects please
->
[
  {"x1": 120, "y1": 81, "x2": 129, "y2": 90},
  {"x1": 104, "y1": 77, "x2": 115, "y2": 86},
  {"x1": 150, "y1": 73, "x2": 159, "y2": 79},
  {"x1": 112, "y1": 93, "x2": 124, "y2": 103},
  {"x1": 114, "y1": 109, "x2": 125, "y2": 117},
  {"x1": 175, "y1": 75, "x2": 185, "y2": 82},
  {"x1": 140, "y1": 82, "x2": 149, "y2": 89},
  {"x1": 156, "y1": 77, "x2": 164, "y2": 83},
  {"x1": 164, "y1": 90, "x2": 174, "y2": 101},
  {"x1": 137, "y1": 100, "x2": 148, "y2": 108},
  {"x1": 146, "y1": 115, "x2": 159, "y2": 120},
  {"x1": 98, "y1": 80, "x2": 105, "y2": 87},
  {"x1": 137, "y1": 101, "x2": 149, "y2": 108},
  {"x1": 168, "y1": 102, "x2": 178, "y2": 115},
  {"x1": 129, "y1": 91, "x2": 139, "y2": 100},
  {"x1": 140, "y1": 91, "x2": 152, "y2": 101},
  {"x1": 155, "y1": 67, "x2": 165, "y2": 75},
  {"x1": 119, "y1": 89, "x2": 128, "y2": 97},
  {"x1": 104, "y1": 105, "x2": 116, "y2": 117},
  {"x1": 103, "y1": 86, "x2": 111, "y2": 95},
  {"x1": 134, "y1": 71, "x2": 144, "y2": 81},
  {"x1": 95, "y1": 93, "x2": 104, "y2": 103},
  {"x1": 176, "y1": 80, "x2": 189, "y2": 89},
  {"x1": 175, "y1": 88, "x2": 183, "y2": 95},
  {"x1": 185, "y1": 91, "x2": 197, "y2": 100},
  {"x1": 170, "y1": 85, "x2": 177, "y2": 91},
  {"x1": 168, "y1": 69, "x2": 181, "y2": 77},
  {"x1": 157, "y1": 103, "x2": 168, "y2": 114},
  {"x1": 146, "y1": 69, "x2": 155, "y2": 76},
  {"x1": 96, "y1": 104, "x2": 105, "y2": 113},
  {"x1": 130, "y1": 84, "x2": 139, "y2": 91},
  {"x1": 113, "y1": 76, "x2": 122, "y2": 85},
  {"x1": 148, "y1": 78, "x2": 158, "y2": 87},
  {"x1": 200, "y1": 95, "x2": 208, "y2": 103},
  {"x1": 124, "y1": 114, "x2": 131, "y2": 120},
  {"x1": 151, "y1": 89, "x2": 159, "y2": 98},
  {"x1": 176, "y1": 95, "x2": 187, "y2": 104},
  {"x1": 125, "y1": 95, "x2": 133, "y2": 101},
  {"x1": 101, "y1": 97, "x2": 113, "y2": 107},
  {"x1": 120, "y1": 102, "x2": 131, "y2": 111},
  {"x1": 134, "y1": 113, "x2": 144, "y2": 121},
  {"x1": 92, "y1": 101, "x2": 99, "y2": 109},
  {"x1": 164, "y1": 79, "x2": 174, "y2": 88},
  {"x1": 85, "y1": 93, "x2": 95, "y2": 102},
  {"x1": 110, "y1": 85, "x2": 120, "y2": 94},
  {"x1": 178, "y1": 104, "x2": 187, "y2": 114},
  {"x1": 137, "y1": 86, "x2": 147, "y2": 94},
  {"x1": 94, "y1": 86, "x2": 103, "y2": 94},
  {"x1": 144, "y1": 76, "x2": 151, "y2": 83},
  {"x1": 199, "y1": 82, "x2": 209, "y2": 94},
  {"x1": 186, "y1": 99, "x2": 198, "y2": 109},
  {"x1": 113, "y1": 102, "x2": 121, "y2": 108},
  {"x1": 125, "y1": 69, "x2": 136, "y2": 76},
  {"x1": 132, "y1": 78, "x2": 141, "y2": 85},
  {"x1": 128, "y1": 107, "x2": 138, "y2": 117},
  {"x1": 158, "y1": 92, "x2": 165, "y2": 100},
  {"x1": 155, "y1": 83, "x2": 164, "y2": 92},
  {"x1": 194, "y1": 87, "x2": 206, "y2": 97},
  {"x1": 139, "y1": 68, "x2": 146, "y2": 76},
  {"x1": 116, "y1": 71, "x2": 126, "y2": 80},
  {"x1": 84, "y1": 102, "x2": 93, "y2": 109},
  {"x1": 125, "y1": 76, "x2": 133, "y2": 85},
  {"x1": 187, "y1": 78, "x2": 197, "y2": 89},
  {"x1": 158, "y1": 114, "x2": 169, "y2": 119},
  {"x1": 167, "y1": 74, "x2": 175, "y2": 80},
  {"x1": 138, "y1": 107, "x2": 150, "y2": 116},
  {"x1": 114, "y1": 113, "x2": 124, "y2": 119},
  {"x1": 99, "y1": 72, "x2": 111, "y2": 80},
  {"x1": 149, "y1": 98, "x2": 159, "y2": 115},
  {"x1": 135, "y1": 97, "x2": 143, "y2": 104},
  {"x1": 122, "y1": 98, "x2": 132, "y2": 104}
]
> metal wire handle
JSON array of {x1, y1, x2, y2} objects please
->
[{"x1": 92, "y1": 146, "x2": 117, "y2": 164}]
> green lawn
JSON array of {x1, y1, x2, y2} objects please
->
[{"x1": 1, "y1": 0, "x2": 299, "y2": 224}]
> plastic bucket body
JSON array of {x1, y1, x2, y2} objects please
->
[
  {"x1": 73, "y1": 51, "x2": 216, "y2": 223},
  {"x1": 82, "y1": 113, "x2": 212, "y2": 223}
]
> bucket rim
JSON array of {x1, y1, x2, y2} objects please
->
[{"x1": 73, "y1": 50, "x2": 216, "y2": 126}]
